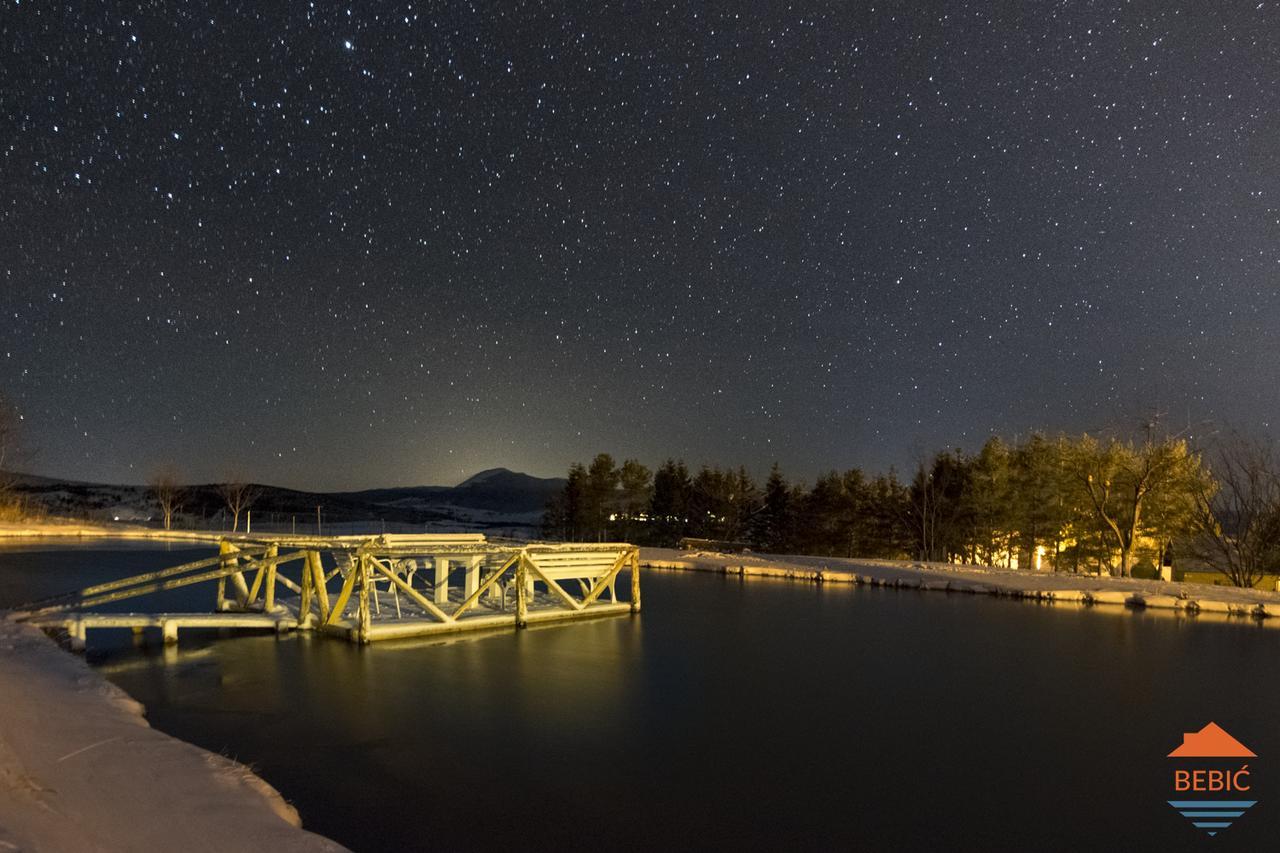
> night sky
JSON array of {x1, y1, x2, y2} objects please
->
[{"x1": 3, "y1": 3, "x2": 1279, "y2": 491}]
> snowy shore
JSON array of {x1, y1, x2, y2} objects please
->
[
  {"x1": 0, "y1": 615, "x2": 345, "y2": 852},
  {"x1": 0, "y1": 519, "x2": 226, "y2": 542},
  {"x1": 640, "y1": 548, "x2": 1280, "y2": 622}
]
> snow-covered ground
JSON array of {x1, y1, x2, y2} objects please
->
[
  {"x1": 0, "y1": 519, "x2": 226, "y2": 542},
  {"x1": 640, "y1": 548, "x2": 1280, "y2": 618},
  {"x1": 0, "y1": 615, "x2": 345, "y2": 852}
]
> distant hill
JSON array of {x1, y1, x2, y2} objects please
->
[
  {"x1": 6, "y1": 467, "x2": 565, "y2": 536},
  {"x1": 338, "y1": 468, "x2": 566, "y2": 514}
]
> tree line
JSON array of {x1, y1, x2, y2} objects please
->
[{"x1": 543, "y1": 430, "x2": 1280, "y2": 587}]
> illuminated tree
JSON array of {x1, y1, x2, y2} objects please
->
[
  {"x1": 1071, "y1": 435, "x2": 1208, "y2": 577},
  {"x1": 216, "y1": 475, "x2": 262, "y2": 532}
]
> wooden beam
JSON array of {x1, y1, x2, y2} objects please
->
[
  {"x1": 297, "y1": 555, "x2": 313, "y2": 625},
  {"x1": 524, "y1": 557, "x2": 584, "y2": 611},
  {"x1": 55, "y1": 553, "x2": 302, "y2": 611},
  {"x1": 515, "y1": 555, "x2": 529, "y2": 627},
  {"x1": 324, "y1": 563, "x2": 360, "y2": 627},
  {"x1": 20, "y1": 549, "x2": 268, "y2": 611},
  {"x1": 369, "y1": 557, "x2": 453, "y2": 623},
  {"x1": 247, "y1": 564, "x2": 265, "y2": 605},
  {"x1": 451, "y1": 554, "x2": 519, "y2": 620},
  {"x1": 274, "y1": 574, "x2": 303, "y2": 595},
  {"x1": 580, "y1": 551, "x2": 631, "y2": 608},
  {"x1": 309, "y1": 551, "x2": 331, "y2": 623},
  {"x1": 263, "y1": 544, "x2": 279, "y2": 612},
  {"x1": 356, "y1": 554, "x2": 371, "y2": 643}
]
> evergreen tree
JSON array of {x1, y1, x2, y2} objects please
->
[
  {"x1": 752, "y1": 464, "x2": 794, "y2": 552},
  {"x1": 649, "y1": 459, "x2": 692, "y2": 545},
  {"x1": 584, "y1": 453, "x2": 620, "y2": 541},
  {"x1": 616, "y1": 459, "x2": 652, "y2": 542}
]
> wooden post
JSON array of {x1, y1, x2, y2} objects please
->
[
  {"x1": 298, "y1": 553, "x2": 313, "y2": 627},
  {"x1": 515, "y1": 555, "x2": 529, "y2": 627},
  {"x1": 68, "y1": 619, "x2": 86, "y2": 652},
  {"x1": 630, "y1": 549, "x2": 642, "y2": 613},
  {"x1": 309, "y1": 551, "x2": 330, "y2": 622},
  {"x1": 433, "y1": 556, "x2": 450, "y2": 605},
  {"x1": 357, "y1": 554, "x2": 371, "y2": 644},
  {"x1": 219, "y1": 540, "x2": 245, "y2": 610},
  {"x1": 263, "y1": 543, "x2": 279, "y2": 612},
  {"x1": 487, "y1": 556, "x2": 503, "y2": 602},
  {"x1": 465, "y1": 555, "x2": 481, "y2": 598}
]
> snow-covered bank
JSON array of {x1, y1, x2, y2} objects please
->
[
  {"x1": 0, "y1": 616, "x2": 346, "y2": 852},
  {"x1": 0, "y1": 519, "x2": 225, "y2": 543},
  {"x1": 640, "y1": 548, "x2": 1280, "y2": 621}
]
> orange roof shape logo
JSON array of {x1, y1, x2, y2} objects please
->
[{"x1": 1168, "y1": 722, "x2": 1256, "y2": 758}]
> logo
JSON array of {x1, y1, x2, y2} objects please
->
[{"x1": 1167, "y1": 722, "x2": 1257, "y2": 837}]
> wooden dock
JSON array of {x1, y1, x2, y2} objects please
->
[{"x1": 18, "y1": 534, "x2": 641, "y2": 648}]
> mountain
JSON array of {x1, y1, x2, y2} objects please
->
[
  {"x1": 449, "y1": 468, "x2": 567, "y2": 512},
  {"x1": 334, "y1": 467, "x2": 566, "y2": 514},
  {"x1": 7, "y1": 467, "x2": 566, "y2": 535}
]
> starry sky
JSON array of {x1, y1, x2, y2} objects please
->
[{"x1": 3, "y1": 2, "x2": 1279, "y2": 491}]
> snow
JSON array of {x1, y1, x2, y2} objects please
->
[
  {"x1": 0, "y1": 616, "x2": 346, "y2": 852},
  {"x1": 639, "y1": 548, "x2": 1280, "y2": 618}
]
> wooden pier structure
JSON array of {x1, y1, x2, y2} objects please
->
[{"x1": 17, "y1": 534, "x2": 641, "y2": 648}]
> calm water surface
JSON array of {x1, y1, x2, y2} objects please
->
[{"x1": 2, "y1": 540, "x2": 1276, "y2": 851}]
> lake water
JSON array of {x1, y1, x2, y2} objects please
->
[{"x1": 2, "y1": 540, "x2": 1276, "y2": 851}]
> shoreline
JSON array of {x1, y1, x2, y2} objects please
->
[
  {"x1": 0, "y1": 614, "x2": 347, "y2": 852},
  {"x1": 640, "y1": 547, "x2": 1280, "y2": 622},
  {"x1": 0, "y1": 519, "x2": 228, "y2": 543}
]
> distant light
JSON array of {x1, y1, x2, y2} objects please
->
[{"x1": 343, "y1": 40, "x2": 354, "y2": 50}]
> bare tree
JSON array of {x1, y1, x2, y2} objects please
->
[
  {"x1": 149, "y1": 465, "x2": 185, "y2": 530},
  {"x1": 216, "y1": 476, "x2": 262, "y2": 532},
  {"x1": 1186, "y1": 433, "x2": 1280, "y2": 588}
]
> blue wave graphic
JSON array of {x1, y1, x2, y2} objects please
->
[{"x1": 1167, "y1": 800, "x2": 1257, "y2": 836}]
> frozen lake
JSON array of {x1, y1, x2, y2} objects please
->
[{"x1": 2, "y1": 540, "x2": 1276, "y2": 850}]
